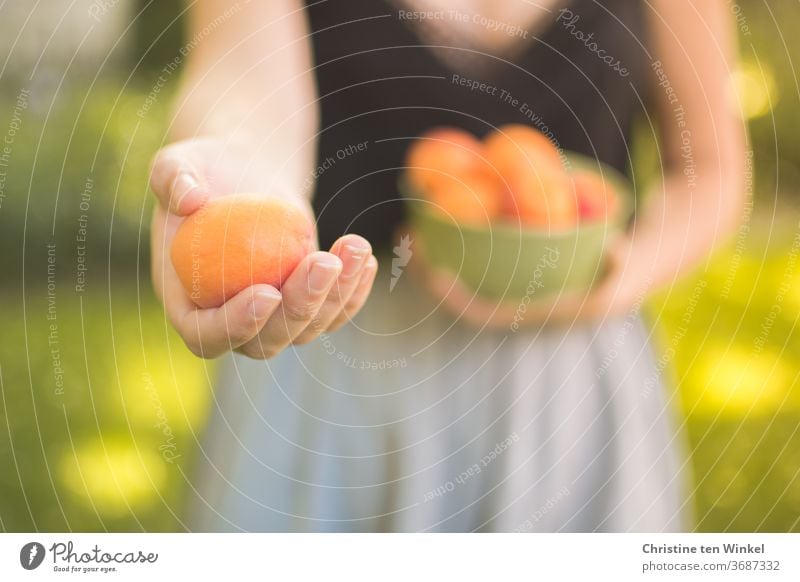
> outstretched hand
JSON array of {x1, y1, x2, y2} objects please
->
[{"x1": 149, "y1": 138, "x2": 378, "y2": 359}]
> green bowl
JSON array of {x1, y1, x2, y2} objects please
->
[{"x1": 402, "y1": 152, "x2": 633, "y2": 302}]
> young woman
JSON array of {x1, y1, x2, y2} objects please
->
[{"x1": 149, "y1": 0, "x2": 746, "y2": 531}]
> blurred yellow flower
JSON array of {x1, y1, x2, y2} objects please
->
[
  {"x1": 686, "y1": 345, "x2": 792, "y2": 417},
  {"x1": 59, "y1": 437, "x2": 167, "y2": 517},
  {"x1": 730, "y1": 61, "x2": 778, "y2": 120}
]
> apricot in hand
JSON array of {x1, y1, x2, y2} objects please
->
[{"x1": 170, "y1": 193, "x2": 314, "y2": 308}]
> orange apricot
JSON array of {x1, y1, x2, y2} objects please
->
[
  {"x1": 405, "y1": 127, "x2": 489, "y2": 193},
  {"x1": 170, "y1": 194, "x2": 314, "y2": 308},
  {"x1": 484, "y1": 124, "x2": 563, "y2": 175},
  {"x1": 484, "y1": 125, "x2": 576, "y2": 228},
  {"x1": 498, "y1": 166, "x2": 577, "y2": 228},
  {"x1": 572, "y1": 170, "x2": 619, "y2": 222},
  {"x1": 426, "y1": 174, "x2": 502, "y2": 226}
]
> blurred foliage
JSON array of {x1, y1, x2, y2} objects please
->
[
  {"x1": 0, "y1": 284, "x2": 211, "y2": 531},
  {"x1": 648, "y1": 224, "x2": 800, "y2": 532},
  {"x1": 1, "y1": 0, "x2": 799, "y2": 532},
  {"x1": 734, "y1": 0, "x2": 800, "y2": 200},
  {"x1": 131, "y1": 0, "x2": 185, "y2": 75},
  {"x1": 0, "y1": 76, "x2": 206, "y2": 531},
  {"x1": 0, "y1": 78, "x2": 170, "y2": 277}
]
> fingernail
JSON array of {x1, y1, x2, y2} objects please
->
[
  {"x1": 341, "y1": 244, "x2": 368, "y2": 278},
  {"x1": 253, "y1": 289, "x2": 281, "y2": 319},
  {"x1": 309, "y1": 259, "x2": 341, "y2": 294},
  {"x1": 172, "y1": 172, "x2": 200, "y2": 210}
]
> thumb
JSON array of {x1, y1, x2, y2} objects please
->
[{"x1": 149, "y1": 141, "x2": 211, "y2": 216}]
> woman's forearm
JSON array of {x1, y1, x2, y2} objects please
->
[
  {"x1": 625, "y1": 156, "x2": 746, "y2": 295},
  {"x1": 168, "y1": 0, "x2": 318, "y2": 196},
  {"x1": 638, "y1": 0, "x2": 748, "y2": 296}
]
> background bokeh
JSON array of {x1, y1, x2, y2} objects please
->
[{"x1": 0, "y1": 0, "x2": 798, "y2": 531}]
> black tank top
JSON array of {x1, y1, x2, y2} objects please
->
[{"x1": 304, "y1": 0, "x2": 649, "y2": 250}]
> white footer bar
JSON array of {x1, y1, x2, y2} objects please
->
[{"x1": 1, "y1": 533, "x2": 797, "y2": 581}]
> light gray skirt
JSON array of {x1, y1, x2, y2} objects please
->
[{"x1": 187, "y1": 264, "x2": 692, "y2": 532}]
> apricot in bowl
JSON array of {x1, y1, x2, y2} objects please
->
[{"x1": 402, "y1": 126, "x2": 631, "y2": 301}]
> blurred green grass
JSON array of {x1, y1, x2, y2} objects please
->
[
  {"x1": 0, "y1": 284, "x2": 211, "y2": 531},
  {"x1": 1, "y1": 0, "x2": 800, "y2": 532},
  {"x1": 648, "y1": 231, "x2": 800, "y2": 532}
]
